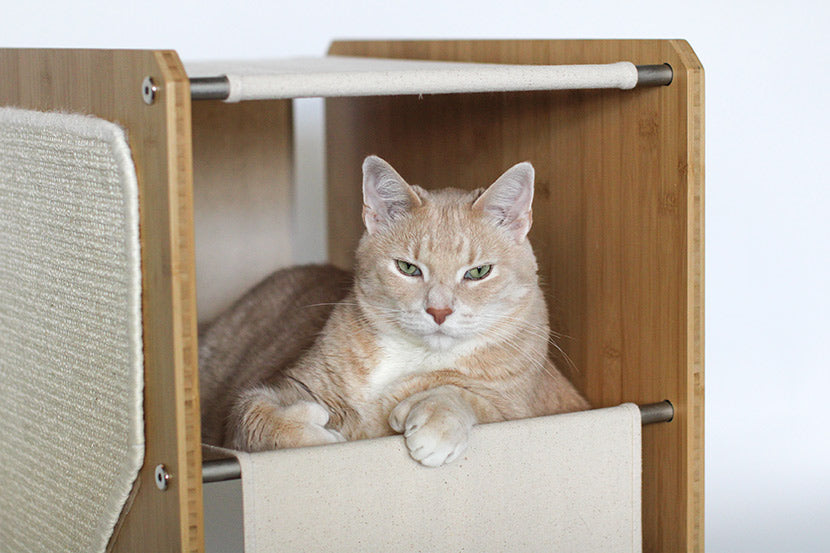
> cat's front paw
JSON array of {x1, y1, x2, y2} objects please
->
[
  {"x1": 389, "y1": 389, "x2": 475, "y2": 467},
  {"x1": 232, "y1": 392, "x2": 346, "y2": 451}
]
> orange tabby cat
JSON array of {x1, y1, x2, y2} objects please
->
[{"x1": 199, "y1": 156, "x2": 588, "y2": 466}]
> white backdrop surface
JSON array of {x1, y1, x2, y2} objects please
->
[{"x1": 3, "y1": 1, "x2": 829, "y2": 551}]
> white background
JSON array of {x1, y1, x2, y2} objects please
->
[{"x1": 3, "y1": 1, "x2": 829, "y2": 551}]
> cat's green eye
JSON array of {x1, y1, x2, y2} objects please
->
[
  {"x1": 396, "y1": 259, "x2": 422, "y2": 277},
  {"x1": 464, "y1": 264, "x2": 492, "y2": 281}
]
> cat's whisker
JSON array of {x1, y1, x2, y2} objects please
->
[
  {"x1": 301, "y1": 302, "x2": 347, "y2": 309},
  {"x1": 304, "y1": 300, "x2": 412, "y2": 319},
  {"x1": 477, "y1": 312, "x2": 574, "y2": 342},
  {"x1": 476, "y1": 313, "x2": 572, "y2": 347},
  {"x1": 475, "y1": 315, "x2": 554, "y2": 343},
  {"x1": 473, "y1": 314, "x2": 579, "y2": 375},
  {"x1": 478, "y1": 328, "x2": 552, "y2": 379}
]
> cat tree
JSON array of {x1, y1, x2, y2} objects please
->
[{"x1": 0, "y1": 40, "x2": 703, "y2": 552}]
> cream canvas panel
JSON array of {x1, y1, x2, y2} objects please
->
[
  {"x1": 185, "y1": 57, "x2": 639, "y2": 102},
  {"x1": 0, "y1": 108, "x2": 143, "y2": 553},
  {"x1": 226, "y1": 403, "x2": 641, "y2": 553}
]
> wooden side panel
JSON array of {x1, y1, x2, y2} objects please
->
[
  {"x1": 0, "y1": 49, "x2": 203, "y2": 552},
  {"x1": 326, "y1": 39, "x2": 704, "y2": 553},
  {"x1": 191, "y1": 99, "x2": 294, "y2": 322}
]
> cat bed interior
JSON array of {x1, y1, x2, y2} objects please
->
[
  {"x1": 0, "y1": 107, "x2": 144, "y2": 553},
  {"x1": 204, "y1": 404, "x2": 643, "y2": 553},
  {"x1": 184, "y1": 57, "x2": 645, "y2": 102}
]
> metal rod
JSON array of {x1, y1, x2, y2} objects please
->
[
  {"x1": 190, "y1": 76, "x2": 231, "y2": 101},
  {"x1": 639, "y1": 400, "x2": 675, "y2": 425},
  {"x1": 202, "y1": 400, "x2": 674, "y2": 483},
  {"x1": 636, "y1": 64, "x2": 673, "y2": 87},
  {"x1": 202, "y1": 457, "x2": 242, "y2": 483}
]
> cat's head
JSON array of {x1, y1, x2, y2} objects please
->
[{"x1": 355, "y1": 155, "x2": 544, "y2": 351}]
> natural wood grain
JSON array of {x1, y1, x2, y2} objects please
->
[
  {"x1": 327, "y1": 39, "x2": 704, "y2": 553},
  {"x1": 0, "y1": 48, "x2": 203, "y2": 553},
  {"x1": 191, "y1": 99, "x2": 294, "y2": 322}
]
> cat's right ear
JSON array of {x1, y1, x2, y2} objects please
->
[
  {"x1": 362, "y1": 156, "x2": 422, "y2": 234},
  {"x1": 473, "y1": 161, "x2": 535, "y2": 242}
]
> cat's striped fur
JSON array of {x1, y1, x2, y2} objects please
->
[{"x1": 198, "y1": 156, "x2": 588, "y2": 466}]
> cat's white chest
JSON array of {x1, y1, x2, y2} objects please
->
[{"x1": 368, "y1": 336, "x2": 456, "y2": 396}]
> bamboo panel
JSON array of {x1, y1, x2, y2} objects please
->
[
  {"x1": 326, "y1": 39, "x2": 704, "y2": 553},
  {"x1": 191, "y1": 99, "x2": 294, "y2": 322},
  {"x1": 0, "y1": 49, "x2": 203, "y2": 553}
]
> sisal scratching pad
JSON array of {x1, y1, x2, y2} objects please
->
[{"x1": 0, "y1": 107, "x2": 143, "y2": 553}]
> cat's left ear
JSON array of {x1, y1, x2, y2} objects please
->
[
  {"x1": 473, "y1": 162, "x2": 535, "y2": 242},
  {"x1": 362, "y1": 155, "x2": 422, "y2": 234}
]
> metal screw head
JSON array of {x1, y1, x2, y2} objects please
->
[
  {"x1": 154, "y1": 464, "x2": 170, "y2": 491},
  {"x1": 142, "y1": 76, "x2": 158, "y2": 105}
]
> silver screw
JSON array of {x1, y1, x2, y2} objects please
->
[
  {"x1": 154, "y1": 464, "x2": 170, "y2": 491},
  {"x1": 142, "y1": 76, "x2": 158, "y2": 105}
]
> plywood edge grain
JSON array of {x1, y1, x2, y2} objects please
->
[
  {"x1": 668, "y1": 38, "x2": 706, "y2": 553},
  {"x1": 153, "y1": 50, "x2": 205, "y2": 553}
]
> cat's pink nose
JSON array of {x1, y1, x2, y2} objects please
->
[{"x1": 426, "y1": 306, "x2": 453, "y2": 325}]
